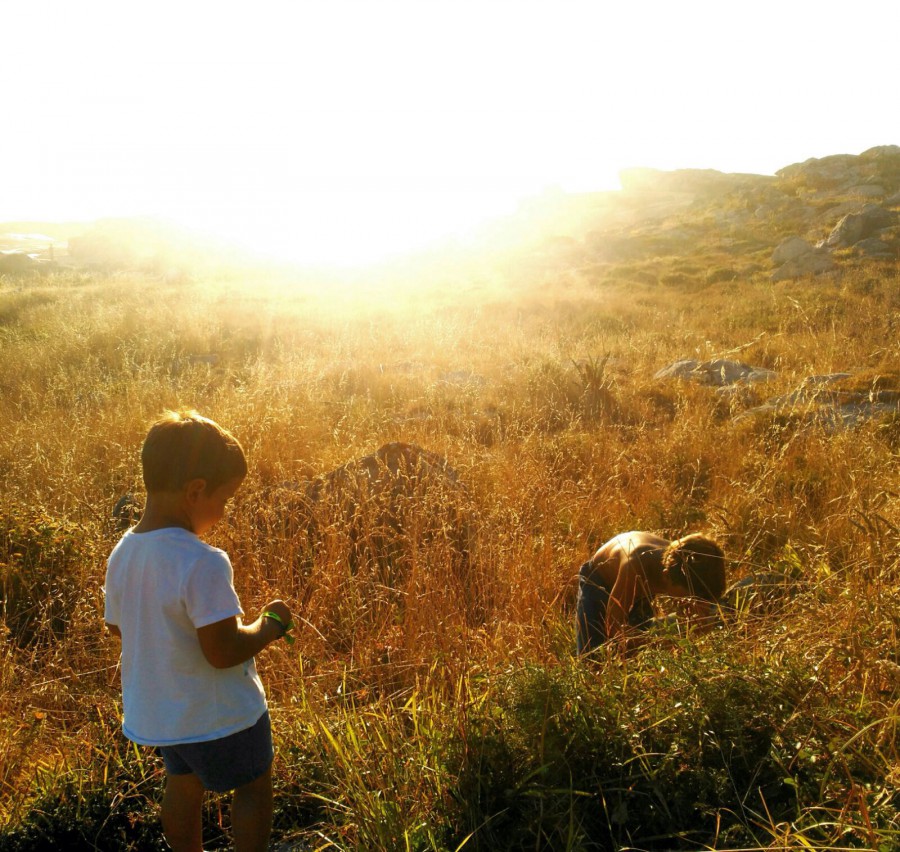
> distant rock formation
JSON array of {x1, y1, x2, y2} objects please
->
[
  {"x1": 776, "y1": 146, "x2": 900, "y2": 193},
  {"x1": 767, "y1": 149, "x2": 900, "y2": 280}
]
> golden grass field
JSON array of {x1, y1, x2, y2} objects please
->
[{"x1": 1, "y1": 246, "x2": 899, "y2": 849}]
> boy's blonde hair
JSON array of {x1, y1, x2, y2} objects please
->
[
  {"x1": 142, "y1": 410, "x2": 247, "y2": 493},
  {"x1": 662, "y1": 533, "x2": 726, "y2": 602}
]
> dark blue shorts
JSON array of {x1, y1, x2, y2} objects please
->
[
  {"x1": 576, "y1": 562, "x2": 654, "y2": 654},
  {"x1": 158, "y1": 711, "x2": 273, "y2": 793}
]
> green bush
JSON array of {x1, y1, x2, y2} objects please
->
[
  {"x1": 0, "y1": 507, "x2": 90, "y2": 647},
  {"x1": 447, "y1": 651, "x2": 810, "y2": 851}
]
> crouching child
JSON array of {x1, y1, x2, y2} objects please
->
[{"x1": 576, "y1": 531, "x2": 726, "y2": 655}]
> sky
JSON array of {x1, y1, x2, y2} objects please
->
[{"x1": 4, "y1": 0, "x2": 899, "y2": 266}]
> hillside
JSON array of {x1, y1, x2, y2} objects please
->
[
  {"x1": 3, "y1": 145, "x2": 898, "y2": 281},
  {"x1": 485, "y1": 144, "x2": 900, "y2": 279}
]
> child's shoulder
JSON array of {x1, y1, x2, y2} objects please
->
[{"x1": 112, "y1": 527, "x2": 225, "y2": 559}]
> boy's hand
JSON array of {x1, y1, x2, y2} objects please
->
[
  {"x1": 263, "y1": 599, "x2": 292, "y2": 625},
  {"x1": 261, "y1": 599, "x2": 294, "y2": 642}
]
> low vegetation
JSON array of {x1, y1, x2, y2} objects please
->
[{"x1": 1, "y1": 219, "x2": 899, "y2": 850}]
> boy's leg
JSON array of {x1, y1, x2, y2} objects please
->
[
  {"x1": 160, "y1": 771, "x2": 205, "y2": 852},
  {"x1": 230, "y1": 765, "x2": 273, "y2": 852}
]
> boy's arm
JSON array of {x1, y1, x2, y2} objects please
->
[
  {"x1": 197, "y1": 599, "x2": 293, "y2": 669},
  {"x1": 606, "y1": 563, "x2": 640, "y2": 648}
]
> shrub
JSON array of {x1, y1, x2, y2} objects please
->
[
  {"x1": 447, "y1": 650, "x2": 813, "y2": 851},
  {"x1": 0, "y1": 507, "x2": 90, "y2": 647}
]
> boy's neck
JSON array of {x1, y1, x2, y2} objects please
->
[{"x1": 133, "y1": 492, "x2": 195, "y2": 534}]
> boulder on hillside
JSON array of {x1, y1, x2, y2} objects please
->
[
  {"x1": 818, "y1": 200, "x2": 864, "y2": 222},
  {"x1": 777, "y1": 147, "x2": 900, "y2": 197},
  {"x1": 618, "y1": 167, "x2": 772, "y2": 196},
  {"x1": 772, "y1": 237, "x2": 814, "y2": 265},
  {"x1": 853, "y1": 237, "x2": 894, "y2": 258},
  {"x1": 771, "y1": 249, "x2": 835, "y2": 282},
  {"x1": 271, "y1": 441, "x2": 474, "y2": 584},
  {"x1": 824, "y1": 203, "x2": 896, "y2": 248}
]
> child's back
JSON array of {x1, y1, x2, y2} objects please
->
[{"x1": 106, "y1": 526, "x2": 266, "y2": 745}]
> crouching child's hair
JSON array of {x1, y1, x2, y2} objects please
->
[{"x1": 662, "y1": 533, "x2": 726, "y2": 602}]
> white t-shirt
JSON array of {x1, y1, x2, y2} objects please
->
[{"x1": 104, "y1": 527, "x2": 267, "y2": 746}]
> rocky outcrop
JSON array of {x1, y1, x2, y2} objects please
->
[
  {"x1": 776, "y1": 146, "x2": 900, "y2": 194},
  {"x1": 765, "y1": 146, "x2": 899, "y2": 278},
  {"x1": 853, "y1": 237, "x2": 894, "y2": 258},
  {"x1": 733, "y1": 372, "x2": 900, "y2": 431},
  {"x1": 654, "y1": 359, "x2": 775, "y2": 387},
  {"x1": 654, "y1": 361, "x2": 900, "y2": 432},
  {"x1": 770, "y1": 198, "x2": 897, "y2": 280}
]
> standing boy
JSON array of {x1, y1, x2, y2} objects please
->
[
  {"x1": 105, "y1": 411, "x2": 293, "y2": 852},
  {"x1": 576, "y1": 531, "x2": 726, "y2": 654}
]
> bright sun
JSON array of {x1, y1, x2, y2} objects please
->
[{"x1": 176, "y1": 181, "x2": 537, "y2": 268}]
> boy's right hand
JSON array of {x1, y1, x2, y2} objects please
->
[{"x1": 261, "y1": 599, "x2": 293, "y2": 641}]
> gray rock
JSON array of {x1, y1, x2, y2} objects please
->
[
  {"x1": 825, "y1": 203, "x2": 895, "y2": 248},
  {"x1": 112, "y1": 493, "x2": 142, "y2": 531},
  {"x1": 771, "y1": 249, "x2": 835, "y2": 281},
  {"x1": 719, "y1": 572, "x2": 796, "y2": 613},
  {"x1": 733, "y1": 373, "x2": 900, "y2": 431},
  {"x1": 854, "y1": 237, "x2": 894, "y2": 257},
  {"x1": 655, "y1": 358, "x2": 775, "y2": 387},
  {"x1": 772, "y1": 237, "x2": 814, "y2": 265},
  {"x1": 776, "y1": 154, "x2": 865, "y2": 190},
  {"x1": 653, "y1": 359, "x2": 700, "y2": 380},
  {"x1": 820, "y1": 201, "x2": 864, "y2": 221}
]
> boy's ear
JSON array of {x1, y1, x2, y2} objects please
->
[{"x1": 183, "y1": 478, "x2": 208, "y2": 504}]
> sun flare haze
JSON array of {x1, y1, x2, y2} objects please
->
[{"x1": 3, "y1": 0, "x2": 899, "y2": 268}]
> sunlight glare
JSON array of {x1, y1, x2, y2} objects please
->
[{"x1": 179, "y1": 183, "x2": 529, "y2": 268}]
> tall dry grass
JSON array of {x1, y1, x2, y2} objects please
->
[{"x1": 1, "y1": 257, "x2": 899, "y2": 849}]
